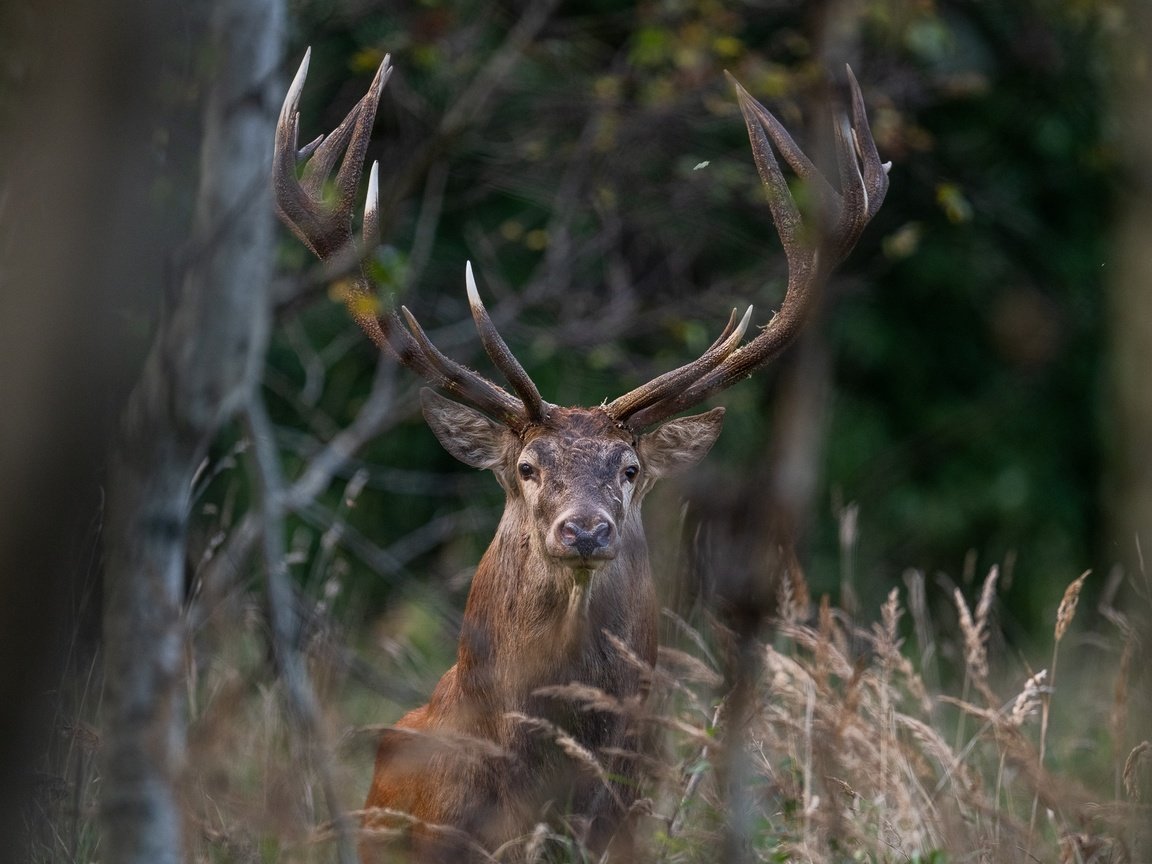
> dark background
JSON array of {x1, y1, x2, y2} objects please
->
[{"x1": 258, "y1": 0, "x2": 1126, "y2": 631}]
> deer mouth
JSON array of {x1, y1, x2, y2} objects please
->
[{"x1": 551, "y1": 545, "x2": 617, "y2": 566}]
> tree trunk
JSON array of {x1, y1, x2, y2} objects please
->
[
  {"x1": 1108, "y1": 4, "x2": 1152, "y2": 840},
  {"x1": 99, "y1": 0, "x2": 284, "y2": 859}
]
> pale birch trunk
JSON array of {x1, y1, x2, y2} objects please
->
[{"x1": 99, "y1": 0, "x2": 284, "y2": 859}]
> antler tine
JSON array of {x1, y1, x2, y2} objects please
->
[
  {"x1": 273, "y1": 49, "x2": 389, "y2": 261},
  {"x1": 273, "y1": 51, "x2": 533, "y2": 430},
  {"x1": 832, "y1": 112, "x2": 869, "y2": 263},
  {"x1": 617, "y1": 70, "x2": 888, "y2": 430},
  {"x1": 273, "y1": 48, "x2": 321, "y2": 256},
  {"x1": 727, "y1": 72, "x2": 839, "y2": 215},
  {"x1": 846, "y1": 65, "x2": 891, "y2": 223},
  {"x1": 328, "y1": 58, "x2": 392, "y2": 207},
  {"x1": 396, "y1": 307, "x2": 528, "y2": 428},
  {"x1": 364, "y1": 161, "x2": 381, "y2": 250},
  {"x1": 605, "y1": 306, "x2": 752, "y2": 421},
  {"x1": 711, "y1": 306, "x2": 743, "y2": 345},
  {"x1": 297, "y1": 55, "x2": 392, "y2": 234},
  {"x1": 465, "y1": 262, "x2": 553, "y2": 424}
]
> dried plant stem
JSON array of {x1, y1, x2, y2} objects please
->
[
  {"x1": 1124, "y1": 740, "x2": 1150, "y2": 801},
  {"x1": 719, "y1": 634, "x2": 763, "y2": 864},
  {"x1": 1028, "y1": 570, "x2": 1089, "y2": 851},
  {"x1": 245, "y1": 398, "x2": 357, "y2": 864},
  {"x1": 801, "y1": 677, "x2": 816, "y2": 855},
  {"x1": 993, "y1": 750, "x2": 1007, "y2": 847},
  {"x1": 667, "y1": 700, "x2": 724, "y2": 838}
]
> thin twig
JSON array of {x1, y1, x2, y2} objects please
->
[
  {"x1": 243, "y1": 396, "x2": 357, "y2": 864},
  {"x1": 667, "y1": 700, "x2": 725, "y2": 838}
]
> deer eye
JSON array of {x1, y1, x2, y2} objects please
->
[
  {"x1": 622, "y1": 465, "x2": 639, "y2": 483},
  {"x1": 518, "y1": 462, "x2": 536, "y2": 480}
]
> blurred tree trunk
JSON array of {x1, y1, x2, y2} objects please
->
[
  {"x1": 1109, "y1": 0, "x2": 1152, "y2": 800},
  {"x1": 0, "y1": 0, "x2": 168, "y2": 850},
  {"x1": 99, "y1": 0, "x2": 284, "y2": 859},
  {"x1": 1110, "y1": 9, "x2": 1152, "y2": 580}
]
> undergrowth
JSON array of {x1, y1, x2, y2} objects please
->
[{"x1": 27, "y1": 560, "x2": 1152, "y2": 863}]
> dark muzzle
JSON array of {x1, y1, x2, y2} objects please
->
[{"x1": 560, "y1": 520, "x2": 613, "y2": 559}]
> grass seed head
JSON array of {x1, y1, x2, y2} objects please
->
[
  {"x1": 1123, "y1": 740, "x2": 1150, "y2": 802},
  {"x1": 1055, "y1": 570, "x2": 1090, "y2": 643}
]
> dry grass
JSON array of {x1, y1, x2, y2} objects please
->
[{"x1": 28, "y1": 558, "x2": 1152, "y2": 863}]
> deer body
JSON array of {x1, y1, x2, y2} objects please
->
[
  {"x1": 273, "y1": 48, "x2": 887, "y2": 863},
  {"x1": 362, "y1": 403, "x2": 721, "y2": 860}
]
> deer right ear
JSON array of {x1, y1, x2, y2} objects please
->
[
  {"x1": 420, "y1": 388, "x2": 513, "y2": 471},
  {"x1": 638, "y1": 407, "x2": 725, "y2": 480}
]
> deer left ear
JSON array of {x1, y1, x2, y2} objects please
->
[{"x1": 638, "y1": 407, "x2": 725, "y2": 480}]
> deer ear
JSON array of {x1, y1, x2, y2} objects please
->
[
  {"x1": 421, "y1": 388, "x2": 513, "y2": 470},
  {"x1": 638, "y1": 407, "x2": 725, "y2": 480}
]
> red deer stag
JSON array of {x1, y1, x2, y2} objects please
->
[{"x1": 273, "y1": 49, "x2": 887, "y2": 863}]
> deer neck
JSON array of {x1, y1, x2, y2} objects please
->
[{"x1": 455, "y1": 502, "x2": 649, "y2": 696}]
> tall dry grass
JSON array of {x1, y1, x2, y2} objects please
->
[{"x1": 27, "y1": 555, "x2": 1151, "y2": 863}]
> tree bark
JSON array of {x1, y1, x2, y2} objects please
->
[
  {"x1": 1108, "y1": 4, "x2": 1152, "y2": 833},
  {"x1": 99, "y1": 0, "x2": 284, "y2": 859},
  {"x1": 0, "y1": 0, "x2": 167, "y2": 849}
]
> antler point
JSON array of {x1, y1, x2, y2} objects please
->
[
  {"x1": 465, "y1": 261, "x2": 483, "y2": 310},
  {"x1": 736, "y1": 305, "x2": 754, "y2": 339}
]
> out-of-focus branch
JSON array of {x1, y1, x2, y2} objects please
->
[
  {"x1": 1109, "y1": 2, "x2": 1152, "y2": 826},
  {"x1": 435, "y1": 0, "x2": 562, "y2": 139},
  {"x1": 244, "y1": 396, "x2": 357, "y2": 864},
  {"x1": 190, "y1": 356, "x2": 406, "y2": 620}
]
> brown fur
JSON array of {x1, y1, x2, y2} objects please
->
[{"x1": 361, "y1": 399, "x2": 723, "y2": 862}]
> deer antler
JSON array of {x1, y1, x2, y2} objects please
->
[
  {"x1": 275, "y1": 53, "x2": 886, "y2": 434},
  {"x1": 606, "y1": 67, "x2": 889, "y2": 430},
  {"x1": 273, "y1": 49, "x2": 552, "y2": 430}
]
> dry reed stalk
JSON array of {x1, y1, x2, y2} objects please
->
[
  {"x1": 777, "y1": 620, "x2": 855, "y2": 680},
  {"x1": 975, "y1": 565, "x2": 1000, "y2": 639},
  {"x1": 656, "y1": 646, "x2": 724, "y2": 688},
  {"x1": 1055, "y1": 570, "x2": 1091, "y2": 644},
  {"x1": 348, "y1": 806, "x2": 500, "y2": 862},
  {"x1": 602, "y1": 629, "x2": 656, "y2": 700},
  {"x1": 530, "y1": 683, "x2": 634, "y2": 716},
  {"x1": 839, "y1": 502, "x2": 860, "y2": 617},
  {"x1": 524, "y1": 822, "x2": 551, "y2": 863},
  {"x1": 814, "y1": 596, "x2": 835, "y2": 695},
  {"x1": 869, "y1": 589, "x2": 904, "y2": 807},
  {"x1": 1123, "y1": 741, "x2": 1150, "y2": 802},
  {"x1": 997, "y1": 667, "x2": 1048, "y2": 844},
  {"x1": 1031, "y1": 570, "x2": 1092, "y2": 851},
  {"x1": 648, "y1": 713, "x2": 718, "y2": 749},
  {"x1": 894, "y1": 651, "x2": 933, "y2": 717},
  {"x1": 660, "y1": 608, "x2": 720, "y2": 671},
  {"x1": 953, "y1": 584, "x2": 998, "y2": 708},
  {"x1": 1009, "y1": 669, "x2": 1047, "y2": 728},
  {"x1": 350, "y1": 723, "x2": 509, "y2": 764},
  {"x1": 800, "y1": 677, "x2": 816, "y2": 854},
  {"x1": 1112, "y1": 632, "x2": 1134, "y2": 796},
  {"x1": 503, "y1": 711, "x2": 619, "y2": 804},
  {"x1": 667, "y1": 700, "x2": 725, "y2": 838},
  {"x1": 776, "y1": 552, "x2": 812, "y2": 626}
]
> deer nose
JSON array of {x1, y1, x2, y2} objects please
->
[{"x1": 559, "y1": 519, "x2": 614, "y2": 559}]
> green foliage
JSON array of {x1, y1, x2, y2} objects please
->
[{"x1": 255, "y1": 0, "x2": 1126, "y2": 637}]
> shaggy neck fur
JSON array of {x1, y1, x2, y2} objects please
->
[{"x1": 455, "y1": 496, "x2": 654, "y2": 711}]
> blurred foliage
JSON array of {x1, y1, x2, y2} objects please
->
[{"x1": 192, "y1": 0, "x2": 1131, "y2": 639}]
